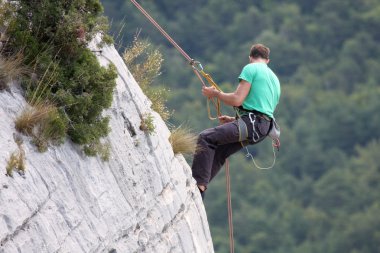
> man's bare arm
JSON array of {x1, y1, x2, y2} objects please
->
[{"x1": 202, "y1": 80, "x2": 251, "y2": 107}]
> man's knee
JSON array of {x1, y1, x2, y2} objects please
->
[{"x1": 198, "y1": 129, "x2": 217, "y2": 148}]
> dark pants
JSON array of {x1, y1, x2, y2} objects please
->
[{"x1": 191, "y1": 114, "x2": 271, "y2": 187}]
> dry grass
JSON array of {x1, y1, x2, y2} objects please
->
[
  {"x1": 15, "y1": 102, "x2": 55, "y2": 135},
  {"x1": 5, "y1": 140, "x2": 26, "y2": 177},
  {"x1": 169, "y1": 126, "x2": 199, "y2": 155},
  {"x1": 123, "y1": 38, "x2": 162, "y2": 89},
  {"x1": 0, "y1": 52, "x2": 30, "y2": 90},
  {"x1": 146, "y1": 87, "x2": 172, "y2": 121},
  {"x1": 15, "y1": 100, "x2": 66, "y2": 152},
  {"x1": 123, "y1": 37, "x2": 171, "y2": 120},
  {"x1": 6, "y1": 152, "x2": 19, "y2": 177}
]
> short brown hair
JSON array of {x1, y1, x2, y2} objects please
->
[{"x1": 250, "y1": 44, "x2": 270, "y2": 59}]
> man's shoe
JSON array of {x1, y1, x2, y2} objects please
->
[
  {"x1": 200, "y1": 189, "x2": 205, "y2": 200},
  {"x1": 197, "y1": 185, "x2": 206, "y2": 200}
]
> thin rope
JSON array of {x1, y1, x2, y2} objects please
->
[
  {"x1": 244, "y1": 144, "x2": 277, "y2": 170},
  {"x1": 225, "y1": 160, "x2": 235, "y2": 253},
  {"x1": 130, "y1": 0, "x2": 222, "y2": 120},
  {"x1": 130, "y1": 0, "x2": 192, "y2": 62}
]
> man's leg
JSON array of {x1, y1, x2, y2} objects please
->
[
  {"x1": 209, "y1": 142, "x2": 244, "y2": 182},
  {"x1": 191, "y1": 121, "x2": 240, "y2": 188},
  {"x1": 192, "y1": 114, "x2": 272, "y2": 199}
]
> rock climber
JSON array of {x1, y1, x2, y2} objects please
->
[{"x1": 191, "y1": 43, "x2": 281, "y2": 199}]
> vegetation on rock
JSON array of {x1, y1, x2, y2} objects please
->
[{"x1": 1, "y1": 0, "x2": 117, "y2": 156}]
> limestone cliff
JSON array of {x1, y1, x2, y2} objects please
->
[{"x1": 0, "y1": 40, "x2": 214, "y2": 253}]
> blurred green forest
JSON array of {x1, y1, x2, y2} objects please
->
[{"x1": 101, "y1": 0, "x2": 380, "y2": 252}]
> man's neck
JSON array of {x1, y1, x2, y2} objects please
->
[{"x1": 250, "y1": 57, "x2": 268, "y2": 64}]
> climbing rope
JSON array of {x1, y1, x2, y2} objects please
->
[
  {"x1": 129, "y1": 1, "x2": 234, "y2": 251},
  {"x1": 130, "y1": 0, "x2": 222, "y2": 120},
  {"x1": 225, "y1": 160, "x2": 235, "y2": 253}
]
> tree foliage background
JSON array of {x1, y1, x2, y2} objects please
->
[{"x1": 101, "y1": 0, "x2": 380, "y2": 252}]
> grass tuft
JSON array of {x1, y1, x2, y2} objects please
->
[
  {"x1": 15, "y1": 101, "x2": 66, "y2": 152},
  {"x1": 5, "y1": 138, "x2": 26, "y2": 177},
  {"x1": 0, "y1": 52, "x2": 30, "y2": 90},
  {"x1": 169, "y1": 125, "x2": 199, "y2": 155},
  {"x1": 15, "y1": 102, "x2": 55, "y2": 135}
]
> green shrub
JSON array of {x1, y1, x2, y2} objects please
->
[
  {"x1": 83, "y1": 140, "x2": 111, "y2": 161},
  {"x1": 0, "y1": 1, "x2": 14, "y2": 25},
  {"x1": 4, "y1": 0, "x2": 117, "y2": 156},
  {"x1": 33, "y1": 107, "x2": 67, "y2": 152},
  {"x1": 140, "y1": 113, "x2": 155, "y2": 135}
]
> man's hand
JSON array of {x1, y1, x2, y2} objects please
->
[
  {"x1": 202, "y1": 86, "x2": 219, "y2": 98},
  {"x1": 201, "y1": 80, "x2": 251, "y2": 107},
  {"x1": 218, "y1": 115, "x2": 235, "y2": 124}
]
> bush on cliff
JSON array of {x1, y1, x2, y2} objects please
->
[{"x1": 2, "y1": 0, "x2": 117, "y2": 155}]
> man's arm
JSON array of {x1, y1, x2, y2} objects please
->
[{"x1": 202, "y1": 80, "x2": 251, "y2": 107}]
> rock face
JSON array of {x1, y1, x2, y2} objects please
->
[{"x1": 0, "y1": 41, "x2": 214, "y2": 252}]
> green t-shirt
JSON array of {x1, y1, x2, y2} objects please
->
[{"x1": 238, "y1": 63, "x2": 281, "y2": 118}]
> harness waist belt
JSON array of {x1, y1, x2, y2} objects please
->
[{"x1": 236, "y1": 106, "x2": 272, "y2": 121}]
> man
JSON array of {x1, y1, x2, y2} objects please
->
[{"x1": 191, "y1": 43, "x2": 281, "y2": 199}]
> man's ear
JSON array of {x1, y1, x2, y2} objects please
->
[{"x1": 266, "y1": 59, "x2": 270, "y2": 64}]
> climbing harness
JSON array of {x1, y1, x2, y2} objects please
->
[
  {"x1": 234, "y1": 107, "x2": 280, "y2": 169},
  {"x1": 237, "y1": 118, "x2": 248, "y2": 143}
]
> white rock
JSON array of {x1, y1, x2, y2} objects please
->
[{"x1": 0, "y1": 39, "x2": 214, "y2": 253}]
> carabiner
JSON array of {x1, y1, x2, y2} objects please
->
[{"x1": 190, "y1": 59, "x2": 204, "y2": 72}]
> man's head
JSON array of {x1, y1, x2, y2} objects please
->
[{"x1": 249, "y1": 44, "x2": 270, "y2": 62}]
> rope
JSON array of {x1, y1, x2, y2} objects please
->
[
  {"x1": 244, "y1": 145, "x2": 277, "y2": 170},
  {"x1": 130, "y1": 0, "x2": 192, "y2": 62},
  {"x1": 130, "y1": 0, "x2": 222, "y2": 120},
  {"x1": 225, "y1": 160, "x2": 235, "y2": 253},
  {"x1": 129, "y1": 1, "x2": 234, "y2": 252}
]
